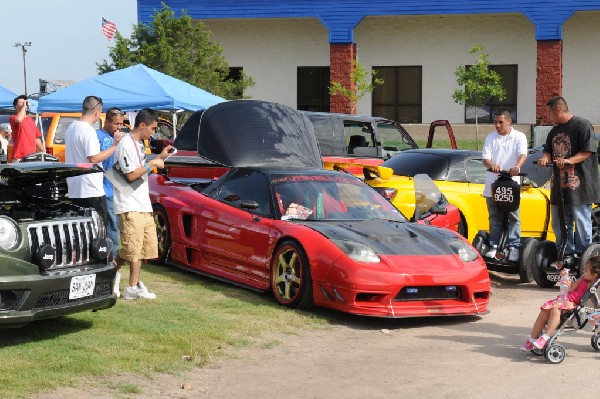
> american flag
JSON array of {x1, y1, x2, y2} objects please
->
[{"x1": 101, "y1": 17, "x2": 117, "y2": 40}]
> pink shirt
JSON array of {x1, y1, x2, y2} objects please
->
[{"x1": 568, "y1": 278, "x2": 590, "y2": 305}]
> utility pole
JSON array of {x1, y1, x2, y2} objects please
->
[{"x1": 14, "y1": 42, "x2": 32, "y2": 96}]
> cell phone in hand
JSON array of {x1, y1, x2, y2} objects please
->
[{"x1": 165, "y1": 147, "x2": 177, "y2": 160}]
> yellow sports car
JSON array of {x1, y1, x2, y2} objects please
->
[{"x1": 363, "y1": 148, "x2": 556, "y2": 243}]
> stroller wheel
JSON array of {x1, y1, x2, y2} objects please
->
[
  {"x1": 531, "y1": 347, "x2": 544, "y2": 356},
  {"x1": 591, "y1": 333, "x2": 600, "y2": 351},
  {"x1": 545, "y1": 343, "x2": 566, "y2": 364}
]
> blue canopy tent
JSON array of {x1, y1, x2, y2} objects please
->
[
  {"x1": 37, "y1": 64, "x2": 225, "y2": 113},
  {"x1": 0, "y1": 85, "x2": 17, "y2": 109}
]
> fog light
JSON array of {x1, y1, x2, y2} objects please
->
[
  {"x1": 36, "y1": 244, "x2": 56, "y2": 270},
  {"x1": 92, "y1": 238, "x2": 110, "y2": 261},
  {"x1": 0, "y1": 290, "x2": 19, "y2": 311}
]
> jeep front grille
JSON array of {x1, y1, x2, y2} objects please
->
[
  {"x1": 28, "y1": 218, "x2": 98, "y2": 269},
  {"x1": 33, "y1": 282, "x2": 112, "y2": 309}
]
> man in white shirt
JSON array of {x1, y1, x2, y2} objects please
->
[
  {"x1": 65, "y1": 96, "x2": 123, "y2": 233},
  {"x1": 112, "y1": 108, "x2": 173, "y2": 300},
  {"x1": 482, "y1": 109, "x2": 528, "y2": 261}
]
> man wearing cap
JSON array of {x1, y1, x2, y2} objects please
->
[
  {"x1": 0, "y1": 123, "x2": 11, "y2": 163},
  {"x1": 9, "y1": 95, "x2": 44, "y2": 162}
]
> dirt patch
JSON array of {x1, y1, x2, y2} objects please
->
[{"x1": 32, "y1": 273, "x2": 600, "y2": 398}]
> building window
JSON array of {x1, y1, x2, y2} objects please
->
[
  {"x1": 297, "y1": 67, "x2": 330, "y2": 112},
  {"x1": 227, "y1": 67, "x2": 244, "y2": 99},
  {"x1": 464, "y1": 65, "x2": 518, "y2": 123},
  {"x1": 372, "y1": 66, "x2": 422, "y2": 123}
]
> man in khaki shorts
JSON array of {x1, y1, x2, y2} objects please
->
[{"x1": 112, "y1": 108, "x2": 174, "y2": 300}]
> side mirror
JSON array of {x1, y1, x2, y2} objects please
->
[
  {"x1": 240, "y1": 200, "x2": 259, "y2": 210},
  {"x1": 430, "y1": 204, "x2": 448, "y2": 215}
]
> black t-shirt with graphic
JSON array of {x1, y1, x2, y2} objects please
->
[{"x1": 543, "y1": 116, "x2": 600, "y2": 205}]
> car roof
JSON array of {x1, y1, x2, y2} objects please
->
[{"x1": 300, "y1": 111, "x2": 393, "y2": 124}]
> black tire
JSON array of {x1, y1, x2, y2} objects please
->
[
  {"x1": 532, "y1": 240, "x2": 558, "y2": 288},
  {"x1": 271, "y1": 240, "x2": 313, "y2": 310},
  {"x1": 579, "y1": 243, "x2": 600, "y2": 276},
  {"x1": 591, "y1": 207, "x2": 600, "y2": 243},
  {"x1": 544, "y1": 343, "x2": 566, "y2": 364},
  {"x1": 150, "y1": 204, "x2": 171, "y2": 265},
  {"x1": 519, "y1": 238, "x2": 537, "y2": 283},
  {"x1": 472, "y1": 231, "x2": 489, "y2": 257},
  {"x1": 591, "y1": 333, "x2": 600, "y2": 351}
]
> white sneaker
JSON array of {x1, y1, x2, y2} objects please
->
[
  {"x1": 138, "y1": 281, "x2": 156, "y2": 299},
  {"x1": 113, "y1": 271, "x2": 121, "y2": 299},
  {"x1": 123, "y1": 285, "x2": 157, "y2": 300},
  {"x1": 508, "y1": 247, "x2": 520, "y2": 262},
  {"x1": 484, "y1": 245, "x2": 497, "y2": 258}
]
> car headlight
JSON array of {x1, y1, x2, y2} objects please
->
[
  {"x1": 331, "y1": 239, "x2": 380, "y2": 263},
  {"x1": 448, "y1": 238, "x2": 479, "y2": 262},
  {"x1": 0, "y1": 217, "x2": 19, "y2": 250}
]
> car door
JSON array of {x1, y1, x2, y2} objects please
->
[
  {"x1": 462, "y1": 157, "x2": 550, "y2": 240},
  {"x1": 199, "y1": 169, "x2": 273, "y2": 283}
]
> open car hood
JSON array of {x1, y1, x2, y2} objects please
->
[
  {"x1": 173, "y1": 110, "x2": 203, "y2": 151},
  {"x1": 0, "y1": 162, "x2": 103, "y2": 187},
  {"x1": 197, "y1": 100, "x2": 322, "y2": 168}
]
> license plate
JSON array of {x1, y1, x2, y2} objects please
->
[
  {"x1": 546, "y1": 273, "x2": 560, "y2": 282},
  {"x1": 69, "y1": 274, "x2": 96, "y2": 299}
]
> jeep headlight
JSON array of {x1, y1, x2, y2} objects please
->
[
  {"x1": 0, "y1": 217, "x2": 19, "y2": 250},
  {"x1": 331, "y1": 239, "x2": 380, "y2": 263},
  {"x1": 448, "y1": 238, "x2": 478, "y2": 262}
]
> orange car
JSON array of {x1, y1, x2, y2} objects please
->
[{"x1": 8, "y1": 112, "x2": 174, "y2": 162}]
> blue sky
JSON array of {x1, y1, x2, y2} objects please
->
[{"x1": 0, "y1": 0, "x2": 138, "y2": 96}]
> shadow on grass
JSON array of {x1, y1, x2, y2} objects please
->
[{"x1": 0, "y1": 316, "x2": 93, "y2": 348}]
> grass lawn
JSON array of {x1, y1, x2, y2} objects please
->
[{"x1": 0, "y1": 264, "x2": 329, "y2": 398}]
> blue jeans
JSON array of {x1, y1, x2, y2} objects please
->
[
  {"x1": 106, "y1": 196, "x2": 120, "y2": 249},
  {"x1": 551, "y1": 203, "x2": 592, "y2": 255},
  {"x1": 486, "y1": 197, "x2": 521, "y2": 248}
]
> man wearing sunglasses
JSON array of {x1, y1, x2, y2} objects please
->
[{"x1": 65, "y1": 96, "x2": 124, "y2": 241}]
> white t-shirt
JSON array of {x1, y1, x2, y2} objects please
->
[
  {"x1": 482, "y1": 127, "x2": 528, "y2": 197},
  {"x1": 113, "y1": 134, "x2": 152, "y2": 214},
  {"x1": 65, "y1": 120, "x2": 104, "y2": 198}
]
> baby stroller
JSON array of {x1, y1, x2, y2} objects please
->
[{"x1": 533, "y1": 278, "x2": 600, "y2": 363}]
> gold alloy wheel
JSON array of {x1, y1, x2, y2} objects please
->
[
  {"x1": 272, "y1": 244, "x2": 303, "y2": 304},
  {"x1": 151, "y1": 205, "x2": 170, "y2": 264}
]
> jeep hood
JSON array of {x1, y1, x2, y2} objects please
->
[
  {"x1": 197, "y1": 100, "x2": 323, "y2": 168},
  {"x1": 0, "y1": 162, "x2": 103, "y2": 186}
]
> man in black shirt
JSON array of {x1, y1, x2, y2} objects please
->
[{"x1": 538, "y1": 96, "x2": 600, "y2": 267}]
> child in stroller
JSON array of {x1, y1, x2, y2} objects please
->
[{"x1": 520, "y1": 255, "x2": 600, "y2": 363}]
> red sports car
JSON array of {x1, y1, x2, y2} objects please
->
[{"x1": 149, "y1": 100, "x2": 490, "y2": 317}]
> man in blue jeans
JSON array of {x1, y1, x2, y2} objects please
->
[
  {"x1": 482, "y1": 109, "x2": 528, "y2": 261},
  {"x1": 538, "y1": 96, "x2": 600, "y2": 268},
  {"x1": 97, "y1": 107, "x2": 125, "y2": 249}
]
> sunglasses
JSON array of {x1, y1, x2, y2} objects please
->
[{"x1": 107, "y1": 109, "x2": 125, "y2": 116}]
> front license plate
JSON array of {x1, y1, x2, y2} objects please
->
[{"x1": 69, "y1": 274, "x2": 96, "y2": 300}]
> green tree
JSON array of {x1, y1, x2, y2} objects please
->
[
  {"x1": 453, "y1": 44, "x2": 506, "y2": 150},
  {"x1": 329, "y1": 60, "x2": 383, "y2": 114},
  {"x1": 97, "y1": 4, "x2": 254, "y2": 100}
]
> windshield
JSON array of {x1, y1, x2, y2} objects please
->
[
  {"x1": 272, "y1": 174, "x2": 406, "y2": 222},
  {"x1": 413, "y1": 173, "x2": 447, "y2": 217}
]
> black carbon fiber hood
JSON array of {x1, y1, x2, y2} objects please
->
[{"x1": 297, "y1": 219, "x2": 457, "y2": 255}]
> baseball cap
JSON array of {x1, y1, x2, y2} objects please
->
[{"x1": 0, "y1": 123, "x2": 11, "y2": 133}]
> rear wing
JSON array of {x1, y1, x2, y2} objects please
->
[{"x1": 323, "y1": 161, "x2": 394, "y2": 180}]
